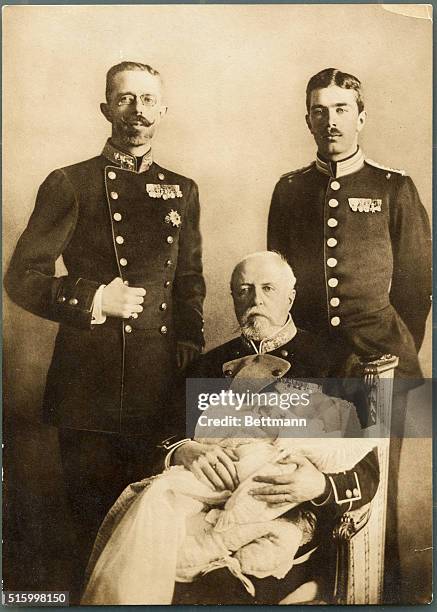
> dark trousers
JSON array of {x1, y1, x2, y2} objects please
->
[
  {"x1": 173, "y1": 544, "x2": 334, "y2": 605},
  {"x1": 58, "y1": 428, "x2": 163, "y2": 600}
]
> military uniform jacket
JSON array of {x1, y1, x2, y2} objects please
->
[
  {"x1": 268, "y1": 149, "x2": 431, "y2": 378},
  {"x1": 5, "y1": 141, "x2": 206, "y2": 435}
]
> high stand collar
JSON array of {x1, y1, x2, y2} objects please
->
[{"x1": 102, "y1": 139, "x2": 153, "y2": 173}]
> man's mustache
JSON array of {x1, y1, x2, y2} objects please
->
[
  {"x1": 240, "y1": 309, "x2": 271, "y2": 324},
  {"x1": 324, "y1": 129, "x2": 342, "y2": 137},
  {"x1": 122, "y1": 117, "x2": 155, "y2": 128}
]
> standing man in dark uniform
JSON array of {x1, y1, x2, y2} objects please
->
[
  {"x1": 267, "y1": 67, "x2": 431, "y2": 602},
  {"x1": 4, "y1": 61, "x2": 205, "y2": 589},
  {"x1": 268, "y1": 68, "x2": 431, "y2": 389}
]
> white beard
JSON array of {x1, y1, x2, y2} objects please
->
[{"x1": 241, "y1": 317, "x2": 276, "y2": 342}]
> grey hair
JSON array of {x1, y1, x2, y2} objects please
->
[{"x1": 230, "y1": 251, "x2": 296, "y2": 292}]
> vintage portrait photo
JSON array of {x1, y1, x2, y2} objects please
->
[{"x1": 2, "y1": 4, "x2": 432, "y2": 606}]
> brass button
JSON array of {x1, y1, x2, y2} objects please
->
[
  {"x1": 328, "y1": 198, "x2": 339, "y2": 208},
  {"x1": 280, "y1": 349, "x2": 288, "y2": 357},
  {"x1": 120, "y1": 258, "x2": 128, "y2": 267},
  {"x1": 224, "y1": 369, "x2": 233, "y2": 377},
  {"x1": 58, "y1": 296, "x2": 66, "y2": 303},
  {"x1": 160, "y1": 302, "x2": 167, "y2": 311},
  {"x1": 116, "y1": 236, "x2": 124, "y2": 244},
  {"x1": 327, "y1": 237, "x2": 337, "y2": 247},
  {"x1": 125, "y1": 324, "x2": 132, "y2": 333},
  {"x1": 167, "y1": 236, "x2": 174, "y2": 244},
  {"x1": 164, "y1": 280, "x2": 171, "y2": 288},
  {"x1": 327, "y1": 218, "x2": 338, "y2": 228},
  {"x1": 108, "y1": 171, "x2": 117, "y2": 180},
  {"x1": 113, "y1": 212, "x2": 122, "y2": 221},
  {"x1": 353, "y1": 488, "x2": 359, "y2": 497},
  {"x1": 327, "y1": 258, "x2": 338, "y2": 268},
  {"x1": 110, "y1": 191, "x2": 119, "y2": 200},
  {"x1": 272, "y1": 369, "x2": 282, "y2": 377},
  {"x1": 345, "y1": 489, "x2": 352, "y2": 498},
  {"x1": 160, "y1": 325, "x2": 168, "y2": 335},
  {"x1": 165, "y1": 259, "x2": 172, "y2": 267},
  {"x1": 330, "y1": 297, "x2": 340, "y2": 307},
  {"x1": 330, "y1": 181, "x2": 340, "y2": 191},
  {"x1": 328, "y1": 278, "x2": 338, "y2": 288},
  {"x1": 330, "y1": 316, "x2": 341, "y2": 327},
  {"x1": 68, "y1": 298, "x2": 78, "y2": 306},
  {"x1": 158, "y1": 172, "x2": 165, "y2": 180},
  {"x1": 131, "y1": 313, "x2": 138, "y2": 319}
]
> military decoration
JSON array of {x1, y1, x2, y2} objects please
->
[
  {"x1": 348, "y1": 198, "x2": 382, "y2": 213},
  {"x1": 165, "y1": 209, "x2": 182, "y2": 228},
  {"x1": 114, "y1": 152, "x2": 136, "y2": 171},
  {"x1": 146, "y1": 184, "x2": 183, "y2": 200}
]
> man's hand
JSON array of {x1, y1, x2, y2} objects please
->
[
  {"x1": 102, "y1": 277, "x2": 146, "y2": 318},
  {"x1": 173, "y1": 440, "x2": 239, "y2": 492},
  {"x1": 249, "y1": 455, "x2": 326, "y2": 506},
  {"x1": 176, "y1": 342, "x2": 199, "y2": 370}
]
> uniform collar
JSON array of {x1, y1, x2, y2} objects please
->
[
  {"x1": 315, "y1": 147, "x2": 365, "y2": 178},
  {"x1": 242, "y1": 316, "x2": 297, "y2": 354},
  {"x1": 102, "y1": 139, "x2": 153, "y2": 173}
]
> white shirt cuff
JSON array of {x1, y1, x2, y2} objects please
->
[
  {"x1": 164, "y1": 439, "x2": 192, "y2": 470},
  {"x1": 91, "y1": 284, "x2": 107, "y2": 324}
]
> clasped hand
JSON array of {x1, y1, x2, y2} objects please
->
[
  {"x1": 101, "y1": 278, "x2": 198, "y2": 370},
  {"x1": 249, "y1": 453, "x2": 326, "y2": 506},
  {"x1": 174, "y1": 441, "x2": 239, "y2": 492},
  {"x1": 173, "y1": 445, "x2": 327, "y2": 505},
  {"x1": 102, "y1": 277, "x2": 145, "y2": 319}
]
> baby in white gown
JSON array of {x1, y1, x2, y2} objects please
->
[{"x1": 82, "y1": 389, "x2": 374, "y2": 605}]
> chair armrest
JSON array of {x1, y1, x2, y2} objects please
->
[
  {"x1": 332, "y1": 503, "x2": 372, "y2": 603},
  {"x1": 333, "y1": 502, "x2": 372, "y2": 542}
]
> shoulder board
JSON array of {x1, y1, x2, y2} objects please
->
[
  {"x1": 280, "y1": 162, "x2": 315, "y2": 180},
  {"x1": 155, "y1": 165, "x2": 192, "y2": 184},
  {"x1": 365, "y1": 158, "x2": 406, "y2": 176}
]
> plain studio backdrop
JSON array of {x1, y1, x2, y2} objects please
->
[{"x1": 3, "y1": 4, "x2": 432, "y2": 602}]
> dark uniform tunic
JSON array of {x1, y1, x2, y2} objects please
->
[
  {"x1": 267, "y1": 149, "x2": 431, "y2": 379},
  {"x1": 5, "y1": 140, "x2": 206, "y2": 436},
  {"x1": 171, "y1": 321, "x2": 380, "y2": 604}
]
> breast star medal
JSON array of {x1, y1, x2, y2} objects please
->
[{"x1": 165, "y1": 209, "x2": 182, "y2": 228}]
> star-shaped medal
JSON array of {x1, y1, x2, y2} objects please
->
[{"x1": 165, "y1": 209, "x2": 182, "y2": 228}]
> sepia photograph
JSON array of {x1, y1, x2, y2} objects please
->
[{"x1": 2, "y1": 4, "x2": 432, "y2": 606}]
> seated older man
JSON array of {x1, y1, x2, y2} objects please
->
[
  {"x1": 82, "y1": 252, "x2": 379, "y2": 605},
  {"x1": 169, "y1": 251, "x2": 379, "y2": 604}
]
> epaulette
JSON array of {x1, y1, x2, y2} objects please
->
[
  {"x1": 365, "y1": 158, "x2": 406, "y2": 176},
  {"x1": 280, "y1": 162, "x2": 315, "y2": 180}
]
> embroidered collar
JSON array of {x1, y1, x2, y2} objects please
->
[
  {"x1": 242, "y1": 316, "x2": 297, "y2": 354},
  {"x1": 315, "y1": 147, "x2": 365, "y2": 178},
  {"x1": 102, "y1": 140, "x2": 153, "y2": 173}
]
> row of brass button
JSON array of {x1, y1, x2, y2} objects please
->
[
  {"x1": 107, "y1": 170, "x2": 166, "y2": 181},
  {"x1": 125, "y1": 324, "x2": 168, "y2": 335},
  {"x1": 327, "y1": 181, "x2": 341, "y2": 327}
]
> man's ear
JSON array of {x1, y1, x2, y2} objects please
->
[
  {"x1": 159, "y1": 105, "x2": 168, "y2": 120},
  {"x1": 305, "y1": 114, "x2": 313, "y2": 134},
  {"x1": 357, "y1": 110, "x2": 367, "y2": 133},
  {"x1": 289, "y1": 289, "x2": 296, "y2": 308},
  {"x1": 100, "y1": 102, "x2": 112, "y2": 123}
]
